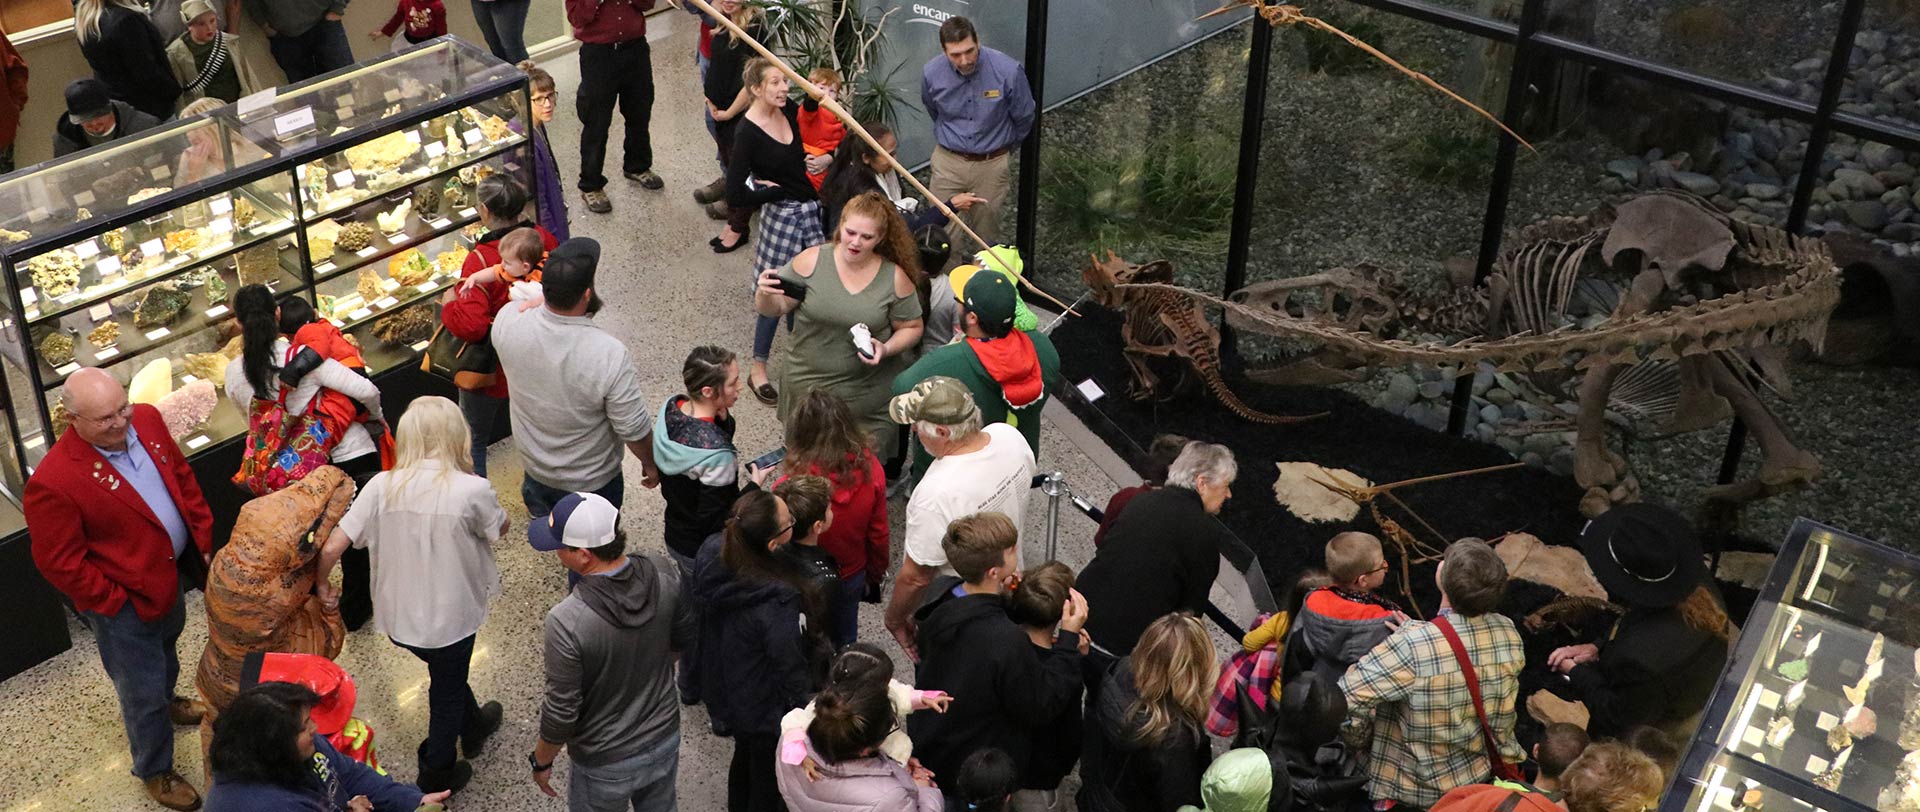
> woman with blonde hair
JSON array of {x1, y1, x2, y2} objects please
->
[
  {"x1": 755, "y1": 190, "x2": 925, "y2": 458},
  {"x1": 316, "y1": 396, "x2": 511, "y2": 795},
  {"x1": 1432, "y1": 741, "x2": 1663, "y2": 812},
  {"x1": 75, "y1": 0, "x2": 181, "y2": 118},
  {"x1": 1079, "y1": 612, "x2": 1217, "y2": 812}
]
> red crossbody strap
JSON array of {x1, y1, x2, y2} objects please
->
[{"x1": 1433, "y1": 616, "x2": 1514, "y2": 778}]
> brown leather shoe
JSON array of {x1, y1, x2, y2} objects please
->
[
  {"x1": 168, "y1": 696, "x2": 207, "y2": 726},
  {"x1": 144, "y1": 771, "x2": 203, "y2": 811}
]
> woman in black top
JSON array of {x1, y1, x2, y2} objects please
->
[
  {"x1": 74, "y1": 0, "x2": 182, "y2": 118},
  {"x1": 820, "y1": 123, "x2": 984, "y2": 236},
  {"x1": 697, "y1": 0, "x2": 763, "y2": 228},
  {"x1": 730, "y1": 56, "x2": 823, "y2": 403}
]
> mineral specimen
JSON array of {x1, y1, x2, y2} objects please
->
[
  {"x1": 26, "y1": 250, "x2": 82, "y2": 297},
  {"x1": 103, "y1": 229, "x2": 126, "y2": 254},
  {"x1": 183, "y1": 352, "x2": 228, "y2": 386},
  {"x1": 1813, "y1": 745, "x2": 1849, "y2": 791},
  {"x1": 37, "y1": 330, "x2": 75, "y2": 367},
  {"x1": 306, "y1": 238, "x2": 335, "y2": 265},
  {"x1": 388, "y1": 249, "x2": 433, "y2": 286},
  {"x1": 0, "y1": 227, "x2": 28, "y2": 244},
  {"x1": 128, "y1": 187, "x2": 173, "y2": 205},
  {"x1": 1880, "y1": 750, "x2": 1920, "y2": 812},
  {"x1": 412, "y1": 184, "x2": 440, "y2": 216},
  {"x1": 220, "y1": 335, "x2": 244, "y2": 359},
  {"x1": 357, "y1": 268, "x2": 386, "y2": 302},
  {"x1": 129, "y1": 358, "x2": 173, "y2": 405},
  {"x1": 373, "y1": 303, "x2": 436, "y2": 345},
  {"x1": 163, "y1": 228, "x2": 202, "y2": 253},
  {"x1": 435, "y1": 246, "x2": 468, "y2": 277},
  {"x1": 236, "y1": 244, "x2": 279, "y2": 287},
  {"x1": 134, "y1": 284, "x2": 191, "y2": 328},
  {"x1": 376, "y1": 200, "x2": 412, "y2": 233},
  {"x1": 444, "y1": 178, "x2": 472, "y2": 210},
  {"x1": 336, "y1": 222, "x2": 376, "y2": 252},
  {"x1": 157, "y1": 380, "x2": 217, "y2": 439},
  {"x1": 1764, "y1": 716, "x2": 1793, "y2": 749},
  {"x1": 1782, "y1": 679, "x2": 1808, "y2": 716},
  {"x1": 87, "y1": 320, "x2": 119, "y2": 348},
  {"x1": 233, "y1": 197, "x2": 257, "y2": 228},
  {"x1": 343, "y1": 131, "x2": 418, "y2": 175}
]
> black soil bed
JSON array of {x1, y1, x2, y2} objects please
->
[{"x1": 1051, "y1": 306, "x2": 1590, "y2": 612}]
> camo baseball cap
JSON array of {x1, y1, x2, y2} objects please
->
[{"x1": 888, "y1": 376, "x2": 979, "y2": 426}]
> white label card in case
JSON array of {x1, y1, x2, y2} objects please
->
[
  {"x1": 19, "y1": 288, "x2": 34, "y2": 306},
  {"x1": 384, "y1": 88, "x2": 402, "y2": 103},
  {"x1": 374, "y1": 296, "x2": 398, "y2": 308},
  {"x1": 145, "y1": 327, "x2": 170, "y2": 341},
  {"x1": 182, "y1": 374, "x2": 196, "y2": 384},
  {"x1": 141, "y1": 238, "x2": 164, "y2": 257},
  {"x1": 405, "y1": 130, "x2": 422, "y2": 144},
  {"x1": 151, "y1": 165, "x2": 170, "y2": 181},
  {"x1": 55, "y1": 362, "x2": 79, "y2": 375},
  {"x1": 75, "y1": 240, "x2": 100, "y2": 259},
  {"x1": 332, "y1": 169, "x2": 355, "y2": 188},
  {"x1": 459, "y1": 208, "x2": 476, "y2": 218},
  {"x1": 463, "y1": 129, "x2": 482, "y2": 145},
  {"x1": 186, "y1": 435, "x2": 209, "y2": 450},
  {"x1": 410, "y1": 340, "x2": 429, "y2": 352},
  {"x1": 431, "y1": 218, "x2": 450, "y2": 228},
  {"x1": 339, "y1": 92, "x2": 355, "y2": 107},
  {"x1": 337, "y1": 106, "x2": 355, "y2": 121},
  {"x1": 348, "y1": 307, "x2": 373, "y2": 320},
  {"x1": 1741, "y1": 726, "x2": 1764, "y2": 748},
  {"x1": 88, "y1": 303, "x2": 112, "y2": 322},
  {"x1": 210, "y1": 197, "x2": 232, "y2": 215},
  {"x1": 356, "y1": 246, "x2": 378, "y2": 257},
  {"x1": 416, "y1": 282, "x2": 437, "y2": 294},
  {"x1": 95, "y1": 347, "x2": 118, "y2": 360},
  {"x1": 1077, "y1": 378, "x2": 1106, "y2": 402},
  {"x1": 210, "y1": 217, "x2": 233, "y2": 234},
  {"x1": 206, "y1": 305, "x2": 229, "y2": 318},
  {"x1": 1816, "y1": 712, "x2": 1838, "y2": 731},
  {"x1": 425, "y1": 142, "x2": 446, "y2": 159},
  {"x1": 315, "y1": 262, "x2": 335, "y2": 273},
  {"x1": 273, "y1": 106, "x2": 317, "y2": 137},
  {"x1": 75, "y1": 190, "x2": 95, "y2": 207},
  {"x1": 237, "y1": 88, "x2": 276, "y2": 117},
  {"x1": 96, "y1": 256, "x2": 123, "y2": 275},
  {"x1": 1807, "y1": 756, "x2": 1828, "y2": 774}
]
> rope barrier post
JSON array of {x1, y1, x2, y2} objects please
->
[{"x1": 1039, "y1": 470, "x2": 1067, "y2": 563}]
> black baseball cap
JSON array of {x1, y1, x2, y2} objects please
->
[
  {"x1": 543, "y1": 237, "x2": 603, "y2": 312},
  {"x1": 65, "y1": 79, "x2": 114, "y2": 125}
]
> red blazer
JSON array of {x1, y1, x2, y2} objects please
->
[{"x1": 27, "y1": 404, "x2": 215, "y2": 622}]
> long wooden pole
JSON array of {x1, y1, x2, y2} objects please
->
[{"x1": 686, "y1": 0, "x2": 1077, "y2": 314}]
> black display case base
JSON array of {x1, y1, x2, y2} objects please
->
[{"x1": 0, "y1": 527, "x2": 73, "y2": 681}]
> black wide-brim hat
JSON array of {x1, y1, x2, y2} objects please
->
[{"x1": 1579, "y1": 502, "x2": 1708, "y2": 608}]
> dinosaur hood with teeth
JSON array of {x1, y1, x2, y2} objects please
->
[{"x1": 196, "y1": 466, "x2": 354, "y2": 720}]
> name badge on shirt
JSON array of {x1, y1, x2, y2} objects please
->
[{"x1": 984, "y1": 89, "x2": 1001, "y2": 99}]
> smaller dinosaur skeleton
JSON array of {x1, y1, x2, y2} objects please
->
[{"x1": 1083, "y1": 254, "x2": 1323, "y2": 424}]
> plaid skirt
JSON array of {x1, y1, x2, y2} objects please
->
[{"x1": 752, "y1": 198, "x2": 824, "y2": 275}]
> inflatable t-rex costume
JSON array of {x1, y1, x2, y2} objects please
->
[{"x1": 196, "y1": 465, "x2": 354, "y2": 745}]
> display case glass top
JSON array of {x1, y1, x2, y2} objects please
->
[{"x1": 1665, "y1": 520, "x2": 1920, "y2": 812}]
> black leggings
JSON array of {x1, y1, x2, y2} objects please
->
[
  {"x1": 727, "y1": 730, "x2": 785, "y2": 812},
  {"x1": 333, "y1": 451, "x2": 383, "y2": 629}
]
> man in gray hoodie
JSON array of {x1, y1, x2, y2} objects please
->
[{"x1": 529, "y1": 492, "x2": 693, "y2": 812}]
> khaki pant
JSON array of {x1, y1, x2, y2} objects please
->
[{"x1": 929, "y1": 145, "x2": 1013, "y2": 251}]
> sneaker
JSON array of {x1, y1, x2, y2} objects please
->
[
  {"x1": 692, "y1": 176, "x2": 726, "y2": 204},
  {"x1": 417, "y1": 760, "x2": 474, "y2": 795},
  {"x1": 460, "y1": 701, "x2": 504, "y2": 757},
  {"x1": 625, "y1": 170, "x2": 665, "y2": 190},
  {"x1": 582, "y1": 189, "x2": 612, "y2": 213},
  {"x1": 167, "y1": 696, "x2": 207, "y2": 726},
  {"x1": 144, "y1": 771, "x2": 202, "y2": 811}
]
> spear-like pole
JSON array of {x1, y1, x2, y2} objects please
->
[{"x1": 684, "y1": 0, "x2": 1077, "y2": 314}]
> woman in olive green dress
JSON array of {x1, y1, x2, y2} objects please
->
[{"x1": 754, "y1": 191, "x2": 924, "y2": 459}]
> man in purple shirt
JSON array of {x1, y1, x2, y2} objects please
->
[{"x1": 921, "y1": 16, "x2": 1034, "y2": 248}]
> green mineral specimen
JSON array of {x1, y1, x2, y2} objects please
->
[{"x1": 133, "y1": 284, "x2": 191, "y2": 328}]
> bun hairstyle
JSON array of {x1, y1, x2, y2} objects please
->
[
  {"x1": 476, "y1": 174, "x2": 531, "y2": 228},
  {"x1": 953, "y1": 748, "x2": 1017, "y2": 812},
  {"x1": 517, "y1": 60, "x2": 557, "y2": 97},
  {"x1": 826, "y1": 642, "x2": 894, "y2": 691},
  {"x1": 805, "y1": 678, "x2": 894, "y2": 764}
]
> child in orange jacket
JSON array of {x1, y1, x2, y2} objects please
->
[{"x1": 798, "y1": 67, "x2": 847, "y2": 193}]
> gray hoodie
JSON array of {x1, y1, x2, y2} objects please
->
[{"x1": 541, "y1": 554, "x2": 694, "y2": 766}]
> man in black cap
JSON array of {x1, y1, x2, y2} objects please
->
[
  {"x1": 491, "y1": 238, "x2": 659, "y2": 542},
  {"x1": 54, "y1": 78, "x2": 161, "y2": 157},
  {"x1": 1543, "y1": 502, "x2": 1728, "y2": 739}
]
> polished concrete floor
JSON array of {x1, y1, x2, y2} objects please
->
[{"x1": 0, "y1": 20, "x2": 1171, "y2": 811}]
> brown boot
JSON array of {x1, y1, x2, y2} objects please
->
[
  {"x1": 704, "y1": 200, "x2": 729, "y2": 221},
  {"x1": 168, "y1": 696, "x2": 207, "y2": 726},
  {"x1": 692, "y1": 176, "x2": 726, "y2": 205},
  {"x1": 144, "y1": 771, "x2": 202, "y2": 811}
]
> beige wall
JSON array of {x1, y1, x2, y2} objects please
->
[{"x1": 10, "y1": 0, "x2": 570, "y2": 168}]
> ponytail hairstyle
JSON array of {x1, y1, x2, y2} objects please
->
[
  {"x1": 277, "y1": 295, "x2": 317, "y2": 336},
  {"x1": 476, "y1": 174, "x2": 531, "y2": 230},
  {"x1": 805, "y1": 677, "x2": 894, "y2": 764},
  {"x1": 742, "y1": 57, "x2": 782, "y2": 100},
  {"x1": 233, "y1": 284, "x2": 281, "y2": 396},
  {"x1": 721, "y1": 490, "x2": 801, "y2": 584},
  {"x1": 953, "y1": 748, "x2": 1017, "y2": 812},
  {"x1": 837, "y1": 191, "x2": 922, "y2": 285},
  {"x1": 1127, "y1": 612, "x2": 1216, "y2": 747},
  {"x1": 682, "y1": 345, "x2": 737, "y2": 404}
]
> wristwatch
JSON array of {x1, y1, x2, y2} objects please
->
[{"x1": 528, "y1": 751, "x2": 553, "y2": 772}]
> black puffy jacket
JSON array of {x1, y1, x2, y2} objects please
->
[
  {"x1": 1076, "y1": 659, "x2": 1210, "y2": 812},
  {"x1": 688, "y1": 532, "x2": 819, "y2": 735}
]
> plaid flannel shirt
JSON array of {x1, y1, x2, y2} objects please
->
[{"x1": 1338, "y1": 612, "x2": 1527, "y2": 808}]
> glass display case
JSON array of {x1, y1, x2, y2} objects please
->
[
  {"x1": 0, "y1": 36, "x2": 531, "y2": 488},
  {"x1": 1664, "y1": 520, "x2": 1920, "y2": 812}
]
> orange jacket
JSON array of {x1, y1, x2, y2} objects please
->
[
  {"x1": 797, "y1": 101, "x2": 846, "y2": 192},
  {"x1": 0, "y1": 31, "x2": 27, "y2": 149}
]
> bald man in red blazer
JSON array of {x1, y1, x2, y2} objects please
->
[{"x1": 27, "y1": 368, "x2": 214, "y2": 811}]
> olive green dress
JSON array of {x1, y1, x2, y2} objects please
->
[{"x1": 776, "y1": 248, "x2": 923, "y2": 458}]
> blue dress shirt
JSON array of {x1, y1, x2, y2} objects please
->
[
  {"x1": 920, "y1": 46, "x2": 1036, "y2": 155},
  {"x1": 96, "y1": 424, "x2": 192, "y2": 557}
]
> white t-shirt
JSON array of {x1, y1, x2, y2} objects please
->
[
  {"x1": 904, "y1": 423, "x2": 1036, "y2": 574},
  {"x1": 339, "y1": 460, "x2": 508, "y2": 649}
]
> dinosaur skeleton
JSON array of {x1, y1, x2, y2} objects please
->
[{"x1": 1087, "y1": 191, "x2": 1842, "y2": 518}]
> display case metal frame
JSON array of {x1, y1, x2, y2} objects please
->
[{"x1": 0, "y1": 36, "x2": 532, "y2": 492}]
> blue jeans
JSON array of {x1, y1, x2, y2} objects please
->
[
  {"x1": 831, "y1": 571, "x2": 865, "y2": 649},
  {"x1": 569, "y1": 733, "x2": 679, "y2": 812},
  {"x1": 394, "y1": 634, "x2": 482, "y2": 770},
  {"x1": 696, "y1": 52, "x2": 717, "y2": 144},
  {"x1": 470, "y1": 0, "x2": 531, "y2": 63},
  {"x1": 268, "y1": 19, "x2": 353, "y2": 83},
  {"x1": 524, "y1": 472, "x2": 625, "y2": 587},
  {"x1": 83, "y1": 590, "x2": 187, "y2": 779},
  {"x1": 458, "y1": 390, "x2": 507, "y2": 478}
]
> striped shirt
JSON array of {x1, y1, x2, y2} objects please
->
[{"x1": 1339, "y1": 612, "x2": 1527, "y2": 808}]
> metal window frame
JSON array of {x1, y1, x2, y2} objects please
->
[{"x1": 1013, "y1": 0, "x2": 1920, "y2": 480}]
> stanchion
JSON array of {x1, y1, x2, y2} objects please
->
[{"x1": 1040, "y1": 471, "x2": 1066, "y2": 562}]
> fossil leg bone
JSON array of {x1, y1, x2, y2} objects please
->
[{"x1": 1701, "y1": 356, "x2": 1821, "y2": 506}]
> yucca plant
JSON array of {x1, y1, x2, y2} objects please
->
[{"x1": 756, "y1": 0, "x2": 904, "y2": 127}]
